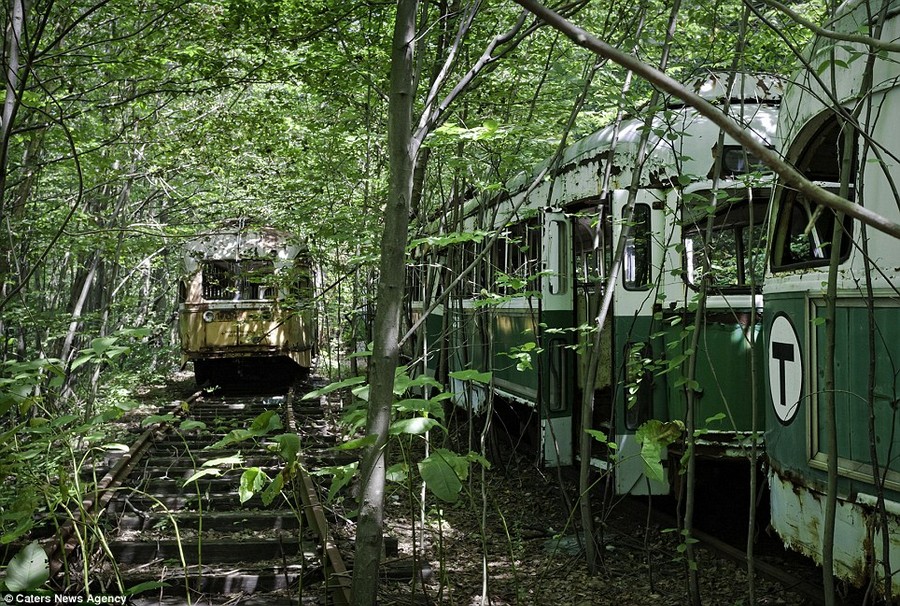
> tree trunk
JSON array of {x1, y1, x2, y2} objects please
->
[
  {"x1": 822, "y1": 214, "x2": 843, "y2": 606},
  {"x1": 0, "y1": 0, "x2": 25, "y2": 223},
  {"x1": 350, "y1": 1, "x2": 418, "y2": 603},
  {"x1": 855, "y1": 5, "x2": 893, "y2": 594}
]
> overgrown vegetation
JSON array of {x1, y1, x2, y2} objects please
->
[{"x1": 5, "y1": 0, "x2": 884, "y2": 603}]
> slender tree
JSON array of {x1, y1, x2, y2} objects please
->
[{"x1": 351, "y1": 1, "x2": 418, "y2": 603}]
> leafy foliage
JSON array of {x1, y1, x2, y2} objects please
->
[
  {"x1": 311, "y1": 366, "x2": 491, "y2": 505},
  {"x1": 635, "y1": 420, "x2": 685, "y2": 482},
  {"x1": 207, "y1": 410, "x2": 284, "y2": 450},
  {"x1": 0, "y1": 0, "x2": 823, "y2": 595},
  {"x1": 5, "y1": 541, "x2": 50, "y2": 592}
]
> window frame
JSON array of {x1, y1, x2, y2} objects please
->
[
  {"x1": 681, "y1": 195, "x2": 768, "y2": 293},
  {"x1": 623, "y1": 203, "x2": 652, "y2": 291},
  {"x1": 770, "y1": 113, "x2": 857, "y2": 273}
]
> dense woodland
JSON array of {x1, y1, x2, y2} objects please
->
[{"x1": 1, "y1": 0, "x2": 893, "y2": 604}]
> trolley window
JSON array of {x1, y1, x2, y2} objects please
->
[
  {"x1": 406, "y1": 263, "x2": 424, "y2": 303},
  {"x1": 573, "y1": 211, "x2": 609, "y2": 289},
  {"x1": 623, "y1": 204, "x2": 651, "y2": 290},
  {"x1": 624, "y1": 341, "x2": 653, "y2": 430},
  {"x1": 683, "y1": 197, "x2": 767, "y2": 291},
  {"x1": 493, "y1": 221, "x2": 540, "y2": 294},
  {"x1": 771, "y1": 189, "x2": 854, "y2": 269},
  {"x1": 202, "y1": 259, "x2": 275, "y2": 300},
  {"x1": 546, "y1": 219, "x2": 568, "y2": 295},
  {"x1": 720, "y1": 145, "x2": 770, "y2": 177},
  {"x1": 771, "y1": 114, "x2": 856, "y2": 271}
]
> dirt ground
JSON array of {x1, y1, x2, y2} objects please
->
[{"x1": 332, "y1": 439, "x2": 818, "y2": 606}]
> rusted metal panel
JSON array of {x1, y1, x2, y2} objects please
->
[
  {"x1": 181, "y1": 306, "x2": 313, "y2": 355},
  {"x1": 769, "y1": 464, "x2": 900, "y2": 597}
]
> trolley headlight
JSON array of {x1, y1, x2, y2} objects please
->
[{"x1": 202, "y1": 310, "x2": 215, "y2": 323}]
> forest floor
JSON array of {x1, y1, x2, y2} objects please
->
[
  {"x1": 330, "y1": 419, "x2": 825, "y2": 606},
  {"x1": 138, "y1": 374, "x2": 822, "y2": 606},
  {"x1": 359, "y1": 458, "x2": 820, "y2": 606}
]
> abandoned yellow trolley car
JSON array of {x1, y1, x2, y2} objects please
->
[{"x1": 178, "y1": 225, "x2": 316, "y2": 385}]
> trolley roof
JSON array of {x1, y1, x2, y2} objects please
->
[
  {"x1": 555, "y1": 72, "x2": 782, "y2": 179},
  {"x1": 182, "y1": 224, "x2": 306, "y2": 273},
  {"x1": 777, "y1": 0, "x2": 900, "y2": 146},
  {"x1": 456, "y1": 72, "x2": 781, "y2": 227}
]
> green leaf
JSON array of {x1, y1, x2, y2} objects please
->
[
  {"x1": 201, "y1": 454, "x2": 244, "y2": 468},
  {"x1": 314, "y1": 462, "x2": 359, "y2": 502},
  {"x1": 635, "y1": 420, "x2": 685, "y2": 482},
  {"x1": 179, "y1": 420, "x2": 207, "y2": 431},
  {"x1": 6, "y1": 541, "x2": 49, "y2": 591},
  {"x1": 584, "y1": 428, "x2": 608, "y2": 443},
  {"x1": 666, "y1": 353, "x2": 689, "y2": 369},
  {"x1": 385, "y1": 462, "x2": 409, "y2": 483},
  {"x1": 340, "y1": 406, "x2": 368, "y2": 432},
  {"x1": 704, "y1": 412, "x2": 726, "y2": 425},
  {"x1": 50, "y1": 414, "x2": 79, "y2": 428},
  {"x1": 272, "y1": 433, "x2": 301, "y2": 464},
  {"x1": 0, "y1": 508, "x2": 35, "y2": 545},
  {"x1": 465, "y1": 451, "x2": 491, "y2": 470},
  {"x1": 261, "y1": 473, "x2": 284, "y2": 506},
  {"x1": 208, "y1": 428, "x2": 254, "y2": 449},
  {"x1": 335, "y1": 434, "x2": 378, "y2": 450},
  {"x1": 91, "y1": 336, "x2": 119, "y2": 355},
  {"x1": 393, "y1": 370, "x2": 442, "y2": 394},
  {"x1": 209, "y1": 410, "x2": 283, "y2": 449},
  {"x1": 183, "y1": 468, "x2": 222, "y2": 486},
  {"x1": 117, "y1": 327, "x2": 153, "y2": 339},
  {"x1": 249, "y1": 410, "x2": 283, "y2": 434},
  {"x1": 419, "y1": 449, "x2": 468, "y2": 503},
  {"x1": 70, "y1": 354, "x2": 94, "y2": 371},
  {"x1": 239, "y1": 467, "x2": 269, "y2": 504},
  {"x1": 93, "y1": 407, "x2": 124, "y2": 424},
  {"x1": 408, "y1": 230, "x2": 490, "y2": 249},
  {"x1": 389, "y1": 417, "x2": 442, "y2": 436},
  {"x1": 395, "y1": 398, "x2": 446, "y2": 420},
  {"x1": 449, "y1": 369, "x2": 492, "y2": 384},
  {"x1": 142, "y1": 414, "x2": 176, "y2": 427},
  {"x1": 302, "y1": 376, "x2": 367, "y2": 400},
  {"x1": 352, "y1": 384, "x2": 370, "y2": 402}
]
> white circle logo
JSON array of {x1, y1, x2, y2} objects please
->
[{"x1": 768, "y1": 313, "x2": 803, "y2": 425}]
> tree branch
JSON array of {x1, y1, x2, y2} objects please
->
[
  {"x1": 757, "y1": 0, "x2": 900, "y2": 53},
  {"x1": 511, "y1": 0, "x2": 900, "y2": 240},
  {"x1": 415, "y1": 8, "x2": 528, "y2": 143}
]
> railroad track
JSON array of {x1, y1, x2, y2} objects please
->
[
  {"x1": 54, "y1": 382, "x2": 354, "y2": 605},
  {"x1": 632, "y1": 494, "x2": 868, "y2": 606}
]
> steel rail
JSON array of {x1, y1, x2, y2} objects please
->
[
  {"x1": 284, "y1": 386, "x2": 353, "y2": 606},
  {"x1": 633, "y1": 498, "x2": 830, "y2": 606},
  {"x1": 45, "y1": 389, "x2": 204, "y2": 579}
]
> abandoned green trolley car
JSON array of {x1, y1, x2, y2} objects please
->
[
  {"x1": 410, "y1": 72, "x2": 781, "y2": 494},
  {"x1": 763, "y1": 0, "x2": 900, "y2": 597}
]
